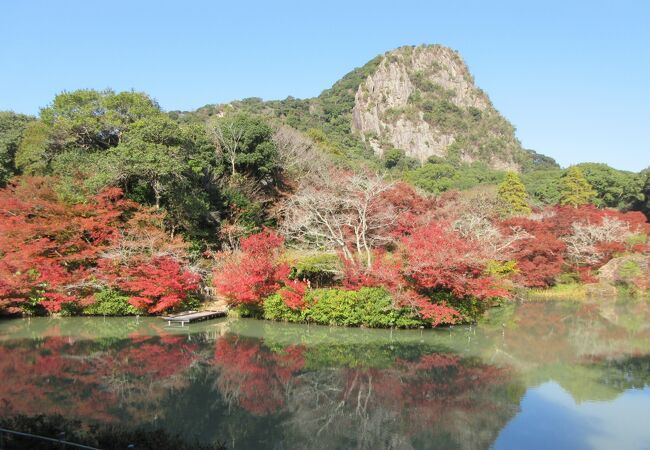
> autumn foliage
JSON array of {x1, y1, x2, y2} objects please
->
[
  {"x1": 3, "y1": 170, "x2": 649, "y2": 323},
  {"x1": 100, "y1": 256, "x2": 200, "y2": 313},
  {"x1": 213, "y1": 229, "x2": 290, "y2": 306},
  {"x1": 499, "y1": 218, "x2": 565, "y2": 288},
  {"x1": 0, "y1": 178, "x2": 128, "y2": 313},
  {"x1": 0, "y1": 177, "x2": 198, "y2": 315}
]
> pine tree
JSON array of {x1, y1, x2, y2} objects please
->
[
  {"x1": 559, "y1": 166, "x2": 596, "y2": 207},
  {"x1": 497, "y1": 172, "x2": 531, "y2": 216}
]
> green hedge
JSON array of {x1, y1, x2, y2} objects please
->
[
  {"x1": 83, "y1": 289, "x2": 140, "y2": 316},
  {"x1": 263, "y1": 287, "x2": 425, "y2": 328}
]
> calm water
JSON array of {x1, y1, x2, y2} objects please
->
[{"x1": 0, "y1": 300, "x2": 649, "y2": 450}]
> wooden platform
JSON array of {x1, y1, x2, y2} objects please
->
[{"x1": 162, "y1": 309, "x2": 227, "y2": 326}]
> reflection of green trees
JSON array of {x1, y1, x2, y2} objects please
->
[
  {"x1": 524, "y1": 355, "x2": 650, "y2": 403},
  {"x1": 591, "y1": 354, "x2": 650, "y2": 391},
  {"x1": 1, "y1": 300, "x2": 649, "y2": 449},
  {"x1": 302, "y1": 342, "x2": 447, "y2": 369},
  {"x1": 479, "y1": 300, "x2": 650, "y2": 403}
]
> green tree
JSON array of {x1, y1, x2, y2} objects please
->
[
  {"x1": 39, "y1": 89, "x2": 161, "y2": 155},
  {"x1": 383, "y1": 148, "x2": 404, "y2": 169},
  {"x1": 405, "y1": 162, "x2": 457, "y2": 194},
  {"x1": 210, "y1": 113, "x2": 279, "y2": 183},
  {"x1": 107, "y1": 116, "x2": 204, "y2": 209},
  {"x1": 575, "y1": 162, "x2": 643, "y2": 209},
  {"x1": 522, "y1": 169, "x2": 563, "y2": 205},
  {"x1": 15, "y1": 120, "x2": 50, "y2": 175},
  {"x1": 638, "y1": 168, "x2": 650, "y2": 219},
  {"x1": 559, "y1": 166, "x2": 596, "y2": 207},
  {"x1": 0, "y1": 112, "x2": 34, "y2": 185},
  {"x1": 448, "y1": 162, "x2": 505, "y2": 191},
  {"x1": 497, "y1": 172, "x2": 531, "y2": 216}
]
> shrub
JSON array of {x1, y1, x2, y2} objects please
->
[
  {"x1": 84, "y1": 289, "x2": 140, "y2": 316},
  {"x1": 214, "y1": 229, "x2": 289, "y2": 307},
  {"x1": 308, "y1": 289, "x2": 364, "y2": 326},
  {"x1": 289, "y1": 253, "x2": 341, "y2": 286},
  {"x1": 355, "y1": 288, "x2": 423, "y2": 328},
  {"x1": 234, "y1": 303, "x2": 264, "y2": 318},
  {"x1": 263, "y1": 293, "x2": 309, "y2": 322},
  {"x1": 262, "y1": 287, "x2": 426, "y2": 328}
]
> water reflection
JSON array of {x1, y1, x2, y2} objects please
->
[{"x1": 0, "y1": 299, "x2": 648, "y2": 449}]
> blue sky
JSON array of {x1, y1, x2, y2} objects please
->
[{"x1": 1, "y1": 0, "x2": 648, "y2": 171}]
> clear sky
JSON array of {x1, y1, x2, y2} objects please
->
[{"x1": 1, "y1": 0, "x2": 648, "y2": 171}]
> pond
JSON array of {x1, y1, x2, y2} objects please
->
[{"x1": 0, "y1": 299, "x2": 649, "y2": 449}]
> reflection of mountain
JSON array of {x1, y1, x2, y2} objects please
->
[
  {"x1": 494, "y1": 381, "x2": 650, "y2": 450},
  {"x1": 479, "y1": 300, "x2": 650, "y2": 404},
  {"x1": 0, "y1": 300, "x2": 649, "y2": 450}
]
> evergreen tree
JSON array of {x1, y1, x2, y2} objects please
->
[
  {"x1": 559, "y1": 166, "x2": 596, "y2": 207},
  {"x1": 497, "y1": 172, "x2": 531, "y2": 216}
]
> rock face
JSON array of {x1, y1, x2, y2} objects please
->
[
  {"x1": 597, "y1": 254, "x2": 649, "y2": 285},
  {"x1": 351, "y1": 45, "x2": 525, "y2": 170}
]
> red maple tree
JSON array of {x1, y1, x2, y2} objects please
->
[
  {"x1": 0, "y1": 177, "x2": 131, "y2": 313},
  {"x1": 213, "y1": 229, "x2": 290, "y2": 307}
]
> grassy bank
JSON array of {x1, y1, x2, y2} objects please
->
[{"x1": 525, "y1": 283, "x2": 588, "y2": 301}]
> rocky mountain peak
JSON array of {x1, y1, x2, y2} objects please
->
[{"x1": 351, "y1": 45, "x2": 524, "y2": 171}]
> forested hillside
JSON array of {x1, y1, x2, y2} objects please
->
[{"x1": 1, "y1": 45, "x2": 649, "y2": 324}]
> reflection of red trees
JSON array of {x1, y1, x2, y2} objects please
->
[
  {"x1": 0, "y1": 333, "x2": 199, "y2": 424},
  {"x1": 338, "y1": 355, "x2": 512, "y2": 435},
  {"x1": 211, "y1": 333, "x2": 513, "y2": 443},
  {"x1": 213, "y1": 335, "x2": 304, "y2": 415}
]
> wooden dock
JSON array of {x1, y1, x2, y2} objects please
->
[{"x1": 162, "y1": 309, "x2": 227, "y2": 326}]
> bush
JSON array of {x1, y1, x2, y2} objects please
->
[
  {"x1": 308, "y1": 289, "x2": 364, "y2": 326},
  {"x1": 263, "y1": 293, "x2": 309, "y2": 322},
  {"x1": 441, "y1": 292, "x2": 492, "y2": 323},
  {"x1": 84, "y1": 289, "x2": 140, "y2": 316},
  {"x1": 234, "y1": 303, "x2": 264, "y2": 318},
  {"x1": 289, "y1": 253, "x2": 341, "y2": 286},
  {"x1": 355, "y1": 288, "x2": 423, "y2": 328},
  {"x1": 262, "y1": 287, "x2": 426, "y2": 328}
]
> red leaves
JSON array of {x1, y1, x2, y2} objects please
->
[
  {"x1": 0, "y1": 176, "x2": 196, "y2": 315},
  {"x1": 503, "y1": 205, "x2": 649, "y2": 287},
  {"x1": 500, "y1": 218, "x2": 565, "y2": 288},
  {"x1": 401, "y1": 291, "x2": 463, "y2": 326},
  {"x1": 280, "y1": 279, "x2": 309, "y2": 310},
  {"x1": 381, "y1": 182, "x2": 431, "y2": 237},
  {"x1": 240, "y1": 229, "x2": 285, "y2": 254},
  {"x1": 342, "y1": 221, "x2": 507, "y2": 325},
  {"x1": 402, "y1": 221, "x2": 506, "y2": 300},
  {"x1": 0, "y1": 177, "x2": 130, "y2": 313},
  {"x1": 214, "y1": 335, "x2": 305, "y2": 415},
  {"x1": 105, "y1": 257, "x2": 201, "y2": 314},
  {"x1": 214, "y1": 229, "x2": 290, "y2": 307},
  {"x1": 40, "y1": 293, "x2": 77, "y2": 313}
]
